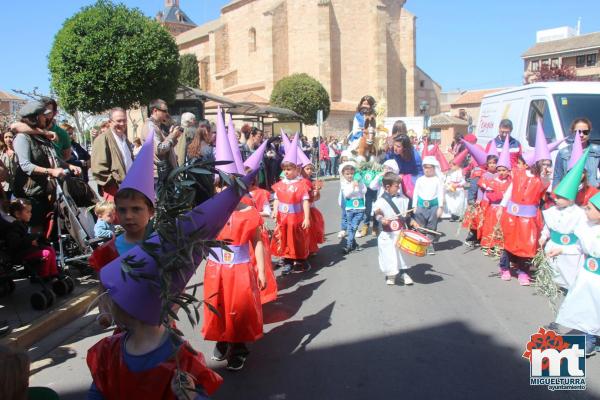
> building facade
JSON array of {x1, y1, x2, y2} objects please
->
[
  {"x1": 156, "y1": 0, "x2": 197, "y2": 36},
  {"x1": 173, "y1": 0, "x2": 440, "y2": 137},
  {"x1": 522, "y1": 29, "x2": 600, "y2": 81}
]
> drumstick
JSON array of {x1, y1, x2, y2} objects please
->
[
  {"x1": 415, "y1": 226, "x2": 443, "y2": 236},
  {"x1": 389, "y1": 208, "x2": 416, "y2": 218}
]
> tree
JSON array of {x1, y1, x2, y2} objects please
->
[
  {"x1": 179, "y1": 54, "x2": 200, "y2": 88},
  {"x1": 270, "y1": 73, "x2": 330, "y2": 125},
  {"x1": 524, "y1": 64, "x2": 589, "y2": 84},
  {"x1": 49, "y1": 0, "x2": 180, "y2": 114}
]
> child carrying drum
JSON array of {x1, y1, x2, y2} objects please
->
[{"x1": 373, "y1": 172, "x2": 418, "y2": 286}]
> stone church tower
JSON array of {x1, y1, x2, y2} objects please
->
[
  {"x1": 175, "y1": 0, "x2": 439, "y2": 136},
  {"x1": 156, "y1": 0, "x2": 197, "y2": 36}
]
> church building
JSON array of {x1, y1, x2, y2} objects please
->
[{"x1": 168, "y1": 0, "x2": 441, "y2": 136}]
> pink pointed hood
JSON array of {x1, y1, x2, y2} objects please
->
[
  {"x1": 119, "y1": 130, "x2": 155, "y2": 204},
  {"x1": 497, "y1": 134, "x2": 512, "y2": 170},
  {"x1": 487, "y1": 141, "x2": 499, "y2": 157},
  {"x1": 215, "y1": 107, "x2": 237, "y2": 174},
  {"x1": 461, "y1": 139, "x2": 488, "y2": 166},
  {"x1": 548, "y1": 137, "x2": 565, "y2": 153},
  {"x1": 243, "y1": 140, "x2": 268, "y2": 172},
  {"x1": 227, "y1": 116, "x2": 244, "y2": 174},
  {"x1": 297, "y1": 144, "x2": 312, "y2": 167},
  {"x1": 567, "y1": 132, "x2": 583, "y2": 170},
  {"x1": 282, "y1": 132, "x2": 299, "y2": 165},
  {"x1": 534, "y1": 119, "x2": 551, "y2": 163},
  {"x1": 522, "y1": 150, "x2": 535, "y2": 167}
]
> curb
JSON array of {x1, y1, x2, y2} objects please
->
[{"x1": 1, "y1": 286, "x2": 100, "y2": 350}]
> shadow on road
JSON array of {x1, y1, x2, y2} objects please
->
[
  {"x1": 435, "y1": 239, "x2": 463, "y2": 251},
  {"x1": 408, "y1": 263, "x2": 444, "y2": 285},
  {"x1": 211, "y1": 320, "x2": 593, "y2": 400},
  {"x1": 263, "y1": 280, "x2": 326, "y2": 325}
]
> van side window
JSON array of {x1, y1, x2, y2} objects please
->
[{"x1": 526, "y1": 99, "x2": 556, "y2": 147}]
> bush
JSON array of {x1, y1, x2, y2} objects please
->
[
  {"x1": 270, "y1": 73, "x2": 330, "y2": 125},
  {"x1": 49, "y1": 0, "x2": 180, "y2": 113},
  {"x1": 179, "y1": 54, "x2": 200, "y2": 88}
]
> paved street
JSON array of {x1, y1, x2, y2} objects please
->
[{"x1": 30, "y1": 181, "x2": 600, "y2": 400}]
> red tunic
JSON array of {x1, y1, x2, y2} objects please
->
[
  {"x1": 476, "y1": 171, "x2": 497, "y2": 239},
  {"x1": 462, "y1": 168, "x2": 485, "y2": 231},
  {"x1": 270, "y1": 179, "x2": 310, "y2": 260},
  {"x1": 250, "y1": 188, "x2": 271, "y2": 214},
  {"x1": 88, "y1": 238, "x2": 119, "y2": 272},
  {"x1": 576, "y1": 185, "x2": 599, "y2": 207},
  {"x1": 86, "y1": 333, "x2": 222, "y2": 399},
  {"x1": 479, "y1": 175, "x2": 511, "y2": 249},
  {"x1": 500, "y1": 169, "x2": 549, "y2": 258},
  {"x1": 202, "y1": 207, "x2": 264, "y2": 342},
  {"x1": 304, "y1": 178, "x2": 325, "y2": 254}
]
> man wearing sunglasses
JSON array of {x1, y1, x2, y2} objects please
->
[
  {"x1": 553, "y1": 117, "x2": 600, "y2": 189},
  {"x1": 140, "y1": 99, "x2": 182, "y2": 180}
]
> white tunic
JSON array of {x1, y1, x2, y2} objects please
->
[
  {"x1": 556, "y1": 220, "x2": 600, "y2": 335},
  {"x1": 373, "y1": 195, "x2": 409, "y2": 276},
  {"x1": 444, "y1": 169, "x2": 466, "y2": 217},
  {"x1": 540, "y1": 204, "x2": 586, "y2": 289}
]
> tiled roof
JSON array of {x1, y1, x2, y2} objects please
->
[
  {"x1": 451, "y1": 88, "x2": 506, "y2": 106},
  {"x1": 429, "y1": 114, "x2": 468, "y2": 128},
  {"x1": 0, "y1": 91, "x2": 25, "y2": 101},
  {"x1": 522, "y1": 32, "x2": 600, "y2": 58},
  {"x1": 158, "y1": 5, "x2": 196, "y2": 26}
]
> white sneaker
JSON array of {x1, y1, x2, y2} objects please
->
[
  {"x1": 401, "y1": 273, "x2": 414, "y2": 285},
  {"x1": 337, "y1": 230, "x2": 346, "y2": 238},
  {"x1": 355, "y1": 230, "x2": 365, "y2": 238},
  {"x1": 386, "y1": 276, "x2": 396, "y2": 285}
]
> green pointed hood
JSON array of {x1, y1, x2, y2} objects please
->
[{"x1": 553, "y1": 147, "x2": 590, "y2": 201}]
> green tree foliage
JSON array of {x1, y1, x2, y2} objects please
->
[
  {"x1": 49, "y1": 0, "x2": 180, "y2": 114},
  {"x1": 270, "y1": 73, "x2": 330, "y2": 125},
  {"x1": 179, "y1": 54, "x2": 200, "y2": 88}
]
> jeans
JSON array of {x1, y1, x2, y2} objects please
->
[
  {"x1": 414, "y1": 206, "x2": 440, "y2": 241},
  {"x1": 320, "y1": 160, "x2": 328, "y2": 176},
  {"x1": 345, "y1": 209, "x2": 365, "y2": 249},
  {"x1": 364, "y1": 188, "x2": 378, "y2": 225},
  {"x1": 340, "y1": 204, "x2": 347, "y2": 231},
  {"x1": 499, "y1": 250, "x2": 531, "y2": 275},
  {"x1": 329, "y1": 156, "x2": 338, "y2": 176}
]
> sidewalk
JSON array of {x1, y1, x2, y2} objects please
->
[{"x1": 0, "y1": 270, "x2": 99, "y2": 350}]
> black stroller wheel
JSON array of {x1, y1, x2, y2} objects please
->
[
  {"x1": 31, "y1": 291, "x2": 48, "y2": 310},
  {"x1": 43, "y1": 288, "x2": 56, "y2": 306},
  {"x1": 64, "y1": 276, "x2": 75, "y2": 293},
  {"x1": 7, "y1": 280, "x2": 15, "y2": 294},
  {"x1": 52, "y1": 279, "x2": 69, "y2": 297}
]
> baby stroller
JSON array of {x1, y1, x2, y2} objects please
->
[{"x1": 47, "y1": 174, "x2": 104, "y2": 273}]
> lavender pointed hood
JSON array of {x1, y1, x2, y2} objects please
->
[{"x1": 119, "y1": 130, "x2": 155, "y2": 204}]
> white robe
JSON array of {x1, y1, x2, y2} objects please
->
[
  {"x1": 444, "y1": 169, "x2": 466, "y2": 217},
  {"x1": 556, "y1": 221, "x2": 600, "y2": 335},
  {"x1": 540, "y1": 205, "x2": 586, "y2": 289},
  {"x1": 373, "y1": 195, "x2": 409, "y2": 277}
]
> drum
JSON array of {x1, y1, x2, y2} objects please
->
[{"x1": 396, "y1": 230, "x2": 432, "y2": 257}]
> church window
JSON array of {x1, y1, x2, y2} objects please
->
[{"x1": 249, "y1": 28, "x2": 257, "y2": 52}]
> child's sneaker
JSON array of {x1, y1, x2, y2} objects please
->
[
  {"x1": 586, "y1": 335, "x2": 597, "y2": 357},
  {"x1": 401, "y1": 272, "x2": 414, "y2": 285},
  {"x1": 292, "y1": 261, "x2": 311, "y2": 273},
  {"x1": 386, "y1": 276, "x2": 396, "y2": 285},
  {"x1": 518, "y1": 273, "x2": 530, "y2": 286},
  {"x1": 337, "y1": 230, "x2": 346, "y2": 238},
  {"x1": 281, "y1": 264, "x2": 292, "y2": 275},
  {"x1": 356, "y1": 225, "x2": 368, "y2": 238},
  {"x1": 212, "y1": 342, "x2": 229, "y2": 361},
  {"x1": 226, "y1": 354, "x2": 246, "y2": 371},
  {"x1": 500, "y1": 269, "x2": 511, "y2": 281},
  {"x1": 427, "y1": 246, "x2": 435, "y2": 255}
]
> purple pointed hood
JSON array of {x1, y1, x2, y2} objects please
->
[
  {"x1": 215, "y1": 107, "x2": 237, "y2": 174},
  {"x1": 567, "y1": 132, "x2": 583, "y2": 170},
  {"x1": 487, "y1": 141, "x2": 499, "y2": 157},
  {"x1": 461, "y1": 139, "x2": 488, "y2": 166},
  {"x1": 281, "y1": 129, "x2": 291, "y2": 153},
  {"x1": 119, "y1": 130, "x2": 155, "y2": 204},
  {"x1": 243, "y1": 140, "x2": 268, "y2": 172},
  {"x1": 533, "y1": 120, "x2": 551, "y2": 163},
  {"x1": 227, "y1": 116, "x2": 244, "y2": 174},
  {"x1": 100, "y1": 174, "x2": 253, "y2": 326},
  {"x1": 497, "y1": 135, "x2": 512, "y2": 170},
  {"x1": 522, "y1": 150, "x2": 536, "y2": 167},
  {"x1": 548, "y1": 137, "x2": 565, "y2": 153},
  {"x1": 297, "y1": 144, "x2": 312, "y2": 167},
  {"x1": 282, "y1": 133, "x2": 299, "y2": 165}
]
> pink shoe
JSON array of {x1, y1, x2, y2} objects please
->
[
  {"x1": 518, "y1": 273, "x2": 530, "y2": 286},
  {"x1": 500, "y1": 269, "x2": 511, "y2": 281}
]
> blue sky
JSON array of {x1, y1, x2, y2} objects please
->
[{"x1": 1, "y1": 0, "x2": 599, "y2": 97}]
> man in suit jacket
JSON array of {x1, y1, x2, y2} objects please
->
[{"x1": 91, "y1": 108, "x2": 133, "y2": 200}]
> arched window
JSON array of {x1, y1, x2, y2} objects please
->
[{"x1": 248, "y1": 28, "x2": 257, "y2": 52}]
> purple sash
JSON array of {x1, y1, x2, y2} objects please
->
[
  {"x1": 506, "y1": 200, "x2": 538, "y2": 218},
  {"x1": 278, "y1": 202, "x2": 302, "y2": 214},
  {"x1": 208, "y1": 244, "x2": 251, "y2": 264}
]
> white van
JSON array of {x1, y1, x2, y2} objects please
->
[{"x1": 476, "y1": 82, "x2": 600, "y2": 150}]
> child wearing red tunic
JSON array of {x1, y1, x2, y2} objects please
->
[
  {"x1": 202, "y1": 201, "x2": 266, "y2": 371},
  {"x1": 250, "y1": 186, "x2": 272, "y2": 217},
  {"x1": 301, "y1": 163, "x2": 325, "y2": 256},
  {"x1": 576, "y1": 170, "x2": 599, "y2": 207},
  {"x1": 499, "y1": 161, "x2": 552, "y2": 285},
  {"x1": 462, "y1": 165, "x2": 485, "y2": 246},
  {"x1": 479, "y1": 164, "x2": 511, "y2": 252},
  {"x1": 271, "y1": 161, "x2": 311, "y2": 274},
  {"x1": 476, "y1": 155, "x2": 498, "y2": 242}
]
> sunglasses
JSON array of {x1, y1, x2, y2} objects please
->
[{"x1": 575, "y1": 130, "x2": 590, "y2": 135}]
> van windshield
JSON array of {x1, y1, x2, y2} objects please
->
[{"x1": 553, "y1": 94, "x2": 600, "y2": 143}]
